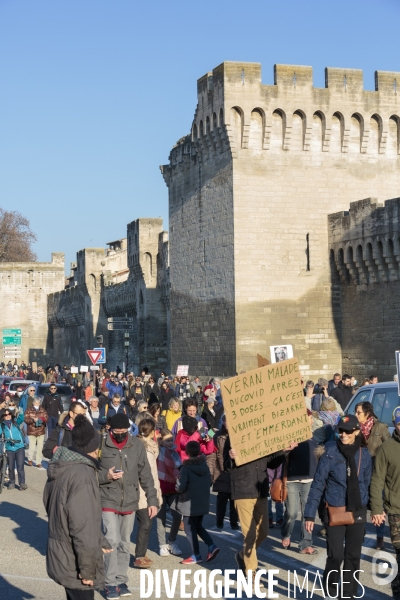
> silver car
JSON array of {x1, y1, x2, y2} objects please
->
[{"x1": 345, "y1": 381, "x2": 400, "y2": 434}]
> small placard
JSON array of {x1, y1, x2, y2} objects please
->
[
  {"x1": 269, "y1": 344, "x2": 293, "y2": 364},
  {"x1": 176, "y1": 365, "x2": 189, "y2": 376},
  {"x1": 80, "y1": 366, "x2": 89, "y2": 373},
  {"x1": 71, "y1": 367, "x2": 78, "y2": 374},
  {"x1": 90, "y1": 365, "x2": 100, "y2": 371}
]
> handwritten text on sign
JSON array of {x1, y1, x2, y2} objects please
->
[{"x1": 221, "y1": 357, "x2": 311, "y2": 466}]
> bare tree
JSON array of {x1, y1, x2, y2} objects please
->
[{"x1": 0, "y1": 209, "x2": 37, "y2": 262}]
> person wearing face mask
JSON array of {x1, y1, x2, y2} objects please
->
[
  {"x1": 0, "y1": 407, "x2": 27, "y2": 490},
  {"x1": 42, "y1": 402, "x2": 88, "y2": 460},
  {"x1": 24, "y1": 397, "x2": 49, "y2": 468},
  {"x1": 97, "y1": 413, "x2": 159, "y2": 600}
]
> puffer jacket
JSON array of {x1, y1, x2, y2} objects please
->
[
  {"x1": 175, "y1": 429, "x2": 215, "y2": 462},
  {"x1": 98, "y1": 433, "x2": 159, "y2": 512},
  {"x1": 175, "y1": 454, "x2": 211, "y2": 516},
  {"x1": 370, "y1": 429, "x2": 400, "y2": 516},
  {"x1": 304, "y1": 441, "x2": 372, "y2": 520},
  {"x1": 138, "y1": 437, "x2": 162, "y2": 510},
  {"x1": 24, "y1": 406, "x2": 48, "y2": 436},
  {"x1": 43, "y1": 446, "x2": 111, "y2": 590},
  {"x1": 1, "y1": 413, "x2": 25, "y2": 451}
]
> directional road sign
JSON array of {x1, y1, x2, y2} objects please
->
[
  {"x1": 2, "y1": 328, "x2": 22, "y2": 335},
  {"x1": 107, "y1": 324, "x2": 133, "y2": 331},
  {"x1": 2, "y1": 336, "x2": 22, "y2": 346},
  {"x1": 108, "y1": 317, "x2": 133, "y2": 323},
  {"x1": 87, "y1": 350, "x2": 103, "y2": 365},
  {"x1": 93, "y1": 348, "x2": 106, "y2": 364}
]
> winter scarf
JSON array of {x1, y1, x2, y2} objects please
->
[
  {"x1": 336, "y1": 434, "x2": 363, "y2": 512},
  {"x1": 359, "y1": 416, "x2": 374, "y2": 441},
  {"x1": 157, "y1": 446, "x2": 181, "y2": 483},
  {"x1": 177, "y1": 383, "x2": 191, "y2": 402},
  {"x1": 318, "y1": 410, "x2": 341, "y2": 428}
]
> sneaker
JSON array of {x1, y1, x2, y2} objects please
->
[
  {"x1": 234, "y1": 551, "x2": 246, "y2": 574},
  {"x1": 27, "y1": 460, "x2": 33, "y2": 466},
  {"x1": 216, "y1": 521, "x2": 224, "y2": 530},
  {"x1": 20, "y1": 484, "x2": 28, "y2": 490},
  {"x1": 7, "y1": 484, "x2": 15, "y2": 490},
  {"x1": 180, "y1": 554, "x2": 202, "y2": 564},
  {"x1": 105, "y1": 586, "x2": 120, "y2": 600},
  {"x1": 168, "y1": 542, "x2": 182, "y2": 556},
  {"x1": 134, "y1": 556, "x2": 153, "y2": 568},
  {"x1": 119, "y1": 583, "x2": 132, "y2": 597},
  {"x1": 159, "y1": 545, "x2": 170, "y2": 557},
  {"x1": 36, "y1": 464, "x2": 44, "y2": 469},
  {"x1": 206, "y1": 544, "x2": 220, "y2": 562}
]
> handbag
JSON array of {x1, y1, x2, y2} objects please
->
[
  {"x1": 326, "y1": 449, "x2": 362, "y2": 526},
  {"x1": 270, "y1": 456, "x2": 288, "y2": 503}
]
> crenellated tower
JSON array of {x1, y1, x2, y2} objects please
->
[{"x1": 161, "y1": 61, "x2": 400, "y2": 377}]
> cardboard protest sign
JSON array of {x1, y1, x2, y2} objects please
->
[
  {"x1": 257, "y1": 354, "x2": 270, "y2": 368},
  {"x1": 176, "y1": 365, "x2": 189, "y2": 376},
  {"x1": 221, "y1": 357, "x2": 311, "y2": 466}
]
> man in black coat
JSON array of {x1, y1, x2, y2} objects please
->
[
  {"x1": 42, "y1": 385, "x2": 64, "y2": 435},
  {"x1": 43, "y1": 415, "x2": 113, "y2": 600},
  {"x1": 224, "y1": 438, "x2": 297, "y2": 578},
  {"x1": 330, "y1": 374, "x2": 354, "y2": 410}
]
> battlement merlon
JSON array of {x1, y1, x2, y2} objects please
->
[
  {"x1": 193, "y1": 61, "x2": 400, "y2": 127},
  {"x1": 328, "y1": 197, "x2": 400, "y2": 244}
]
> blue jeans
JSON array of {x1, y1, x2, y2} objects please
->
[
  {"x1": 268, "y1": 497, "x2": 284, "y2": 521},
  {"x1": 47, "y1": 416, "x2": 59, "y2": 436},
  {"x1": 281, "y1": 481, "x2": 313, "y2": 550},
  {"x1": 7, "y1": 448, "x2": 25, "y2": 486}
]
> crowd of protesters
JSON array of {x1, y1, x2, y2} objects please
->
[{"x1": 1, "y1": 362, "x2": 400, "y2": 600}]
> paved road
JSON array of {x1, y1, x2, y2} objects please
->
[{"x1": 0, "y1": 464, "x2": 394, "y2": 599}]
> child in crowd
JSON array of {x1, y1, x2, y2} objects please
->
[
  {"x1": 175, "y1": 440, "x2": 220, "y2": 564},
  {"x1": 156, "y1": 429, "x2": 183, "y2": 556},
  {"x1": 312, "y1": 397, "x2": 341, "y2": 442}
]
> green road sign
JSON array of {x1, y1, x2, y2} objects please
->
[
  {"x1": 2, "y1": 336, "x2": 22, "y2": 346},
  {"x1": 2, "y1": 328, "x2": 22, "y2": 335}
]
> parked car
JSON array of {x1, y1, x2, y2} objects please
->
[
  {"x1": 33, "y1": 383, "x2": 74, "y2": 411},
  {"x1": 4, "y1": 380, "x2": 38, "y2": 400},
  {"x1": 345, "y1": 381, "x2": 400, "y2": 434}
]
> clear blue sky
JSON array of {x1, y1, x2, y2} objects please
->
[{"x1": 1, "y1": 0, "x2": 399, "y2": 270}]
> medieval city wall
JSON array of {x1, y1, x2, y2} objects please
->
[
  {"x1": 329, "y1": 197, "x2": 400, "y2": 381},
  {"x1": 0, "y1": 253, "x2": 65, "y2": 365},
  {"x1": 163, "y1": 61, "x2": 400, "y2": 377}
]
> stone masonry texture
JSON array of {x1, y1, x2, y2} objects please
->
[{"x1": 161, "y1": 61, "x2": 400, "y2": 377}]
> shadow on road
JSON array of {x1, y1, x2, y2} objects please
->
[
  {"x1": 0, "y1": 502, "x2": 48, "y2": 556},
  {"x1": 0, "y1": 575, "x2": 35, "y2": 600}
]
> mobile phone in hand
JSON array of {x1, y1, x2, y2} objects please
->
[{"x1": 114, "y1": 470, "x2": 123, "y2": 474}]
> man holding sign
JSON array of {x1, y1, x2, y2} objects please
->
[{"x1": 221, "y1": 357, "x2": 311, "y2": 579}]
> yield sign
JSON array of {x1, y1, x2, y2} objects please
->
[{"x1": 87, "y1": 350, "x2": 103, "y2": 365}]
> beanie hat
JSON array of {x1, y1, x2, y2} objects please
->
[
  {"x1": 321, "y1": 398, "x2": 336, "y2": 411},
  {"x1": 109, "y1": 413, "x2": 130, "y2": 430},
  {"x1": 182, "y1": 415, "x2": 198, "y2": 435},
  {"x1": 393, "y1": 406, "x2": 400, "y2": 425},
  {"x1": 71, "y1": 414, "x2": 100, "y2": 454}
]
